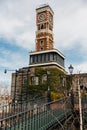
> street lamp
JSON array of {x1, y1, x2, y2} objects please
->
[
  {"x1": 47, "y1": 70, "x2": 50, "y2": 89},
  {"x1": 68, "y1": 64, "x2": 74, "y2": 75},
  {"x1": 61, "y1": 76, "x2": 66, "y2": 96},
  {"x1": 68, "y1": 64, "x2": 74, "y2": 110},
  {"x1": 47, "y1": 70, "x2": 51, "y2": 104},
  {"x1": 77, "y1": 73, "x2": 83, "y2": 130}
]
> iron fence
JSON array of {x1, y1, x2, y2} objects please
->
[
  {"x1": 0, "y1": 96, "x2": 48, "y2": 119},
  {"x1": 0, "y1": 97, "x2": 72, "y2": 130}
]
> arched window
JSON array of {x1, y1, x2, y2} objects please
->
[
  {"x1": 40, "y1": 24, "x2": 44, "y2": 29},
  {"x1": 40, "y1": 40, "x2": 44, "y2": 46}
]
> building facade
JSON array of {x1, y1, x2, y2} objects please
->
[
  {"x1": 72, "y1": 73, "x2": 87, "y2": 93},
  {"x1": 11, "y1": 4, "x2": 87, "y2": 103},
  {"x1": 11, "y1": 4, "x2": 66, "y2": 101}
]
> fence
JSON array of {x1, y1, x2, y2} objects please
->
[{"x1": 0, "y1": 97, "x2": 72, "y2": 130}]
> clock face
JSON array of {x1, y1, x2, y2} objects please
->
[{"x1": 38, "y1": 13, "x2": 46, "y2": 21}]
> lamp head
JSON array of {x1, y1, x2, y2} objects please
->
[{"x1": 68, "y1": 64, "x2": 74, "y2": 75}]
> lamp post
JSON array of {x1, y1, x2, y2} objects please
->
[
  {"x1": 62, "y1": 76, "x2": 66, "y2": 96},
  {"x1": 77, "y1": 73, "x2": 83, "y2": 130},
  {"x1": 47, "y1": 70, "x2": 50, "y2": 88},
  {"x1": 47, "y1": 70, "x2": 51, "y2": 104},
  {"x1": 68, "y1": 64, "x2": 74, "y2": 76},
  {"x1": 68, "y1": 64, "x2": 74, "y2": 110}
]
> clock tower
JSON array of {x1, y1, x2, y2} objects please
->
[
  {"x1": 29, "y1": 4, "x2": 65, "y2": 72},
  {"x1": 36, "y1": 4, "x2": 54, "y2": 51},
  {"x1": 11, "y1": 4, "x2": 66, "y2": 102}
]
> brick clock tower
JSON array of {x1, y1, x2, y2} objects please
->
[
  {"x1": 11, "y1": 4, "x2": 66, "y2": 101},
  {"x1": 29, "y1": 4, "x2": 65, "y2": 71},
  {"x1": 36, "y1": 5, "x2": 54, "y2": 51}
]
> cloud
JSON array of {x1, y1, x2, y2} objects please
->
[
  {"x1": 0, "y1": 45, "x2": 29, "y2": 88},
  {"x1": 52, "y1": 0, "x2": 87, "y2": 73},
  {"x1": 74, "y1": 62, "x2": 87, "y2": 74},
  {"x1": 0, "y1": 0, "x2": 36, "y2": 50},
  {"x1": 0, "y1": 48, "x2": 28, "y2": 69},
  {"x1": 54, "y1": 2, "x2": 87, "y2": 50}
]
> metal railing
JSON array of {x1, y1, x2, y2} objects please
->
[
  {"x1": 0, "y1": 96, "x2": 48, "y2": 119},
  {"x1": 0, "y1": 97, "x2": 72, "y2": 130}
]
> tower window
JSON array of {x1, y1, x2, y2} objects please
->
[
  {"x1": 40, "y1": 40, "x2": 44, "y2": 46},
  {"x1": 40, "y1": 47, "x2": 43, "y2": 51},
  {"x1": 40, "y1": 24, "x2": 44, "y2": 29}
]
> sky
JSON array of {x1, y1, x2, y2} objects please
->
[{"x1": 0, "y1": 0, "x2": 87, "y2": 89}]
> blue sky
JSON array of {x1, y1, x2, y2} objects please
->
[{"x1": 0, "y1": 0, "x2": 87, "y2": 90}]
